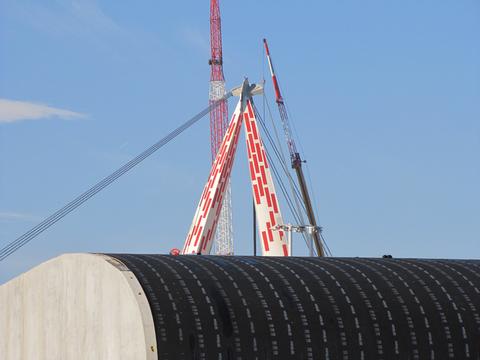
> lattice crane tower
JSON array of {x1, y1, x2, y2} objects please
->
[{"x1": 209, "y1": 0, "x2": 233, "y2": 255}]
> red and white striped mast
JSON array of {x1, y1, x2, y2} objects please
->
[
  {"x1": 209, "y1": 0, "x2": 233, "y2": 255},
  {"x1": 183, "y1": 79, "x2": 289, "y2": 256}
]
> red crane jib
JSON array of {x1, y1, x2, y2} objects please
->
[{"x1": 209, "y1": 0, "x2": 228, "y2": 160}]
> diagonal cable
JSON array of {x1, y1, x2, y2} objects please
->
[{"x1": 0, "y1": 93, "x2": 232, "y2": 262}]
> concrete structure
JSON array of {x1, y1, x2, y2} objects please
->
[
  {"x1": 0, "y1": 254, "x2": 157, "y2": 360},
  {"x1": 2, "y1": 254, "x2": 480, "y2": 359}
]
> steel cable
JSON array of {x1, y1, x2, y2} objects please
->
[
  {"x1": 253, "y1": 105, "x2": 316, "y2": 254},
  {"x1": 0, "y1": 93, "x2": 232, "y2": 262},
  {"x1": 254, "y1": 103, "x2": 332, "y2": 256}
]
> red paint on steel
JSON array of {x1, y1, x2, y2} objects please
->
[
  {"x1": 247, "y1": 101, "x2": 254, "y2": 118},
  {"x1": 249, "y1": 162, "x2": 256, "y2": 181},
  {"x1": 256, "y1": 143, "x2": 263, "y2": 162},
  {"x1": 266, "y1": 222, "x2": 273, "y2": 241},
  {"x1": 209, "y1": 0, "x2": 228, "y2": 161},
  {"x1": 245, "y1": 114, "x2": 252, "y2": 132},
  {"x1": 263, "y1": 149, "x2": 269, "y2": 168},
  {"x1": 194, "y1": 226, "x2": 203, "y2": 246},
  {"x1": 247, "y1": 134, "x2": 256, "y2": 154},
  {"x1": 271, "y1": 194, "x2": 279, "y2": 213},
  {"x1": 269, "y1": 211, "x2": 276, "y2": 226},
  {"x1": 257, "y1": 177, "x2": 265, "y2": 196},
  {"x1": 253, "y1": 184, "x2": 261, "y2": 204},
  {"x1": 252, "y1": 154, "x2": 260, "y2": 173},
  {"x1": 265, "y1": 188, "x2": 272, "y2": 207},
  {"x1": 261, "y1": 231, "x2": 269, "y2": 251},
  {"x1": 260, "y1": 166, "x2": 267, "y2": 186},
  {"x1": 251, "y1": 121, "x2": 259, "y2": 141}
]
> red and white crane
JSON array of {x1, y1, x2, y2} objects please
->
[
  {"x1": 209, "y1": 0, "x2": 233, "y2": 255},
  {"x1": 182, "y1": 79, "x2": 289, "y2": 256},
  {"x1": 263, "y1": 38, "x2": 325, "y2": 256}
]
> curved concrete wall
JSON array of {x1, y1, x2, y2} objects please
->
[{"x1": 0, "y1": 254, "x2": 157, "y2": 360}]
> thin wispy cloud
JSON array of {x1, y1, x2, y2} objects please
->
[
  {"x1": 0, "y1": 99, "x2": 85, "y2": 123},
  {"x1": 0, "y1": 212, "x2": 39, "y2": 223}
]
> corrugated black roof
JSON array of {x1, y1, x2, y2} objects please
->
[{"x1": 109, "y1": 255, "x2": 480, "y2": 360}]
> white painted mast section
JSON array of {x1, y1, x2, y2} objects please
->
[
  {"x1": 243, "y1": 98, "x2": 289, "y2": 256},
  {"x1": 210, "y1": 80, "x2": 234, "y2": 255},
  {"x1": 183, "y1": 98, "x2": 243, "y2": 255},
  {"x1": 183, "y1": 80, "x2": 289, "y2": 256}
]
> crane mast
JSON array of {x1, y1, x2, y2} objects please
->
[
  {"x1": 183, "y1": 79, "x2": 289, "y2": 256},
  {"x1": 209, "y1": 0, "x2": 233, "y2": 255},
  {"x1": 263, "y1": 38, "x2": 325, "y2": 257}
]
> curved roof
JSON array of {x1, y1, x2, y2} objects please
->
[{"x1": 109, "y1": 255, "x2": 480, "y2": 359}]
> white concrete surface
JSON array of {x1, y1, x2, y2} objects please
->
[{"x1": 0, "y1": 253, "x2": 157, "y2": 360}]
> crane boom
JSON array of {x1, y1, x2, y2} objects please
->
[{"x1": 263, "y1": 38, "x2": 325, "y2": 257}]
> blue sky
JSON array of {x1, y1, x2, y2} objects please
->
[{"x1": 0, "y1": 0, "x2": 479, "y2": 283}]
